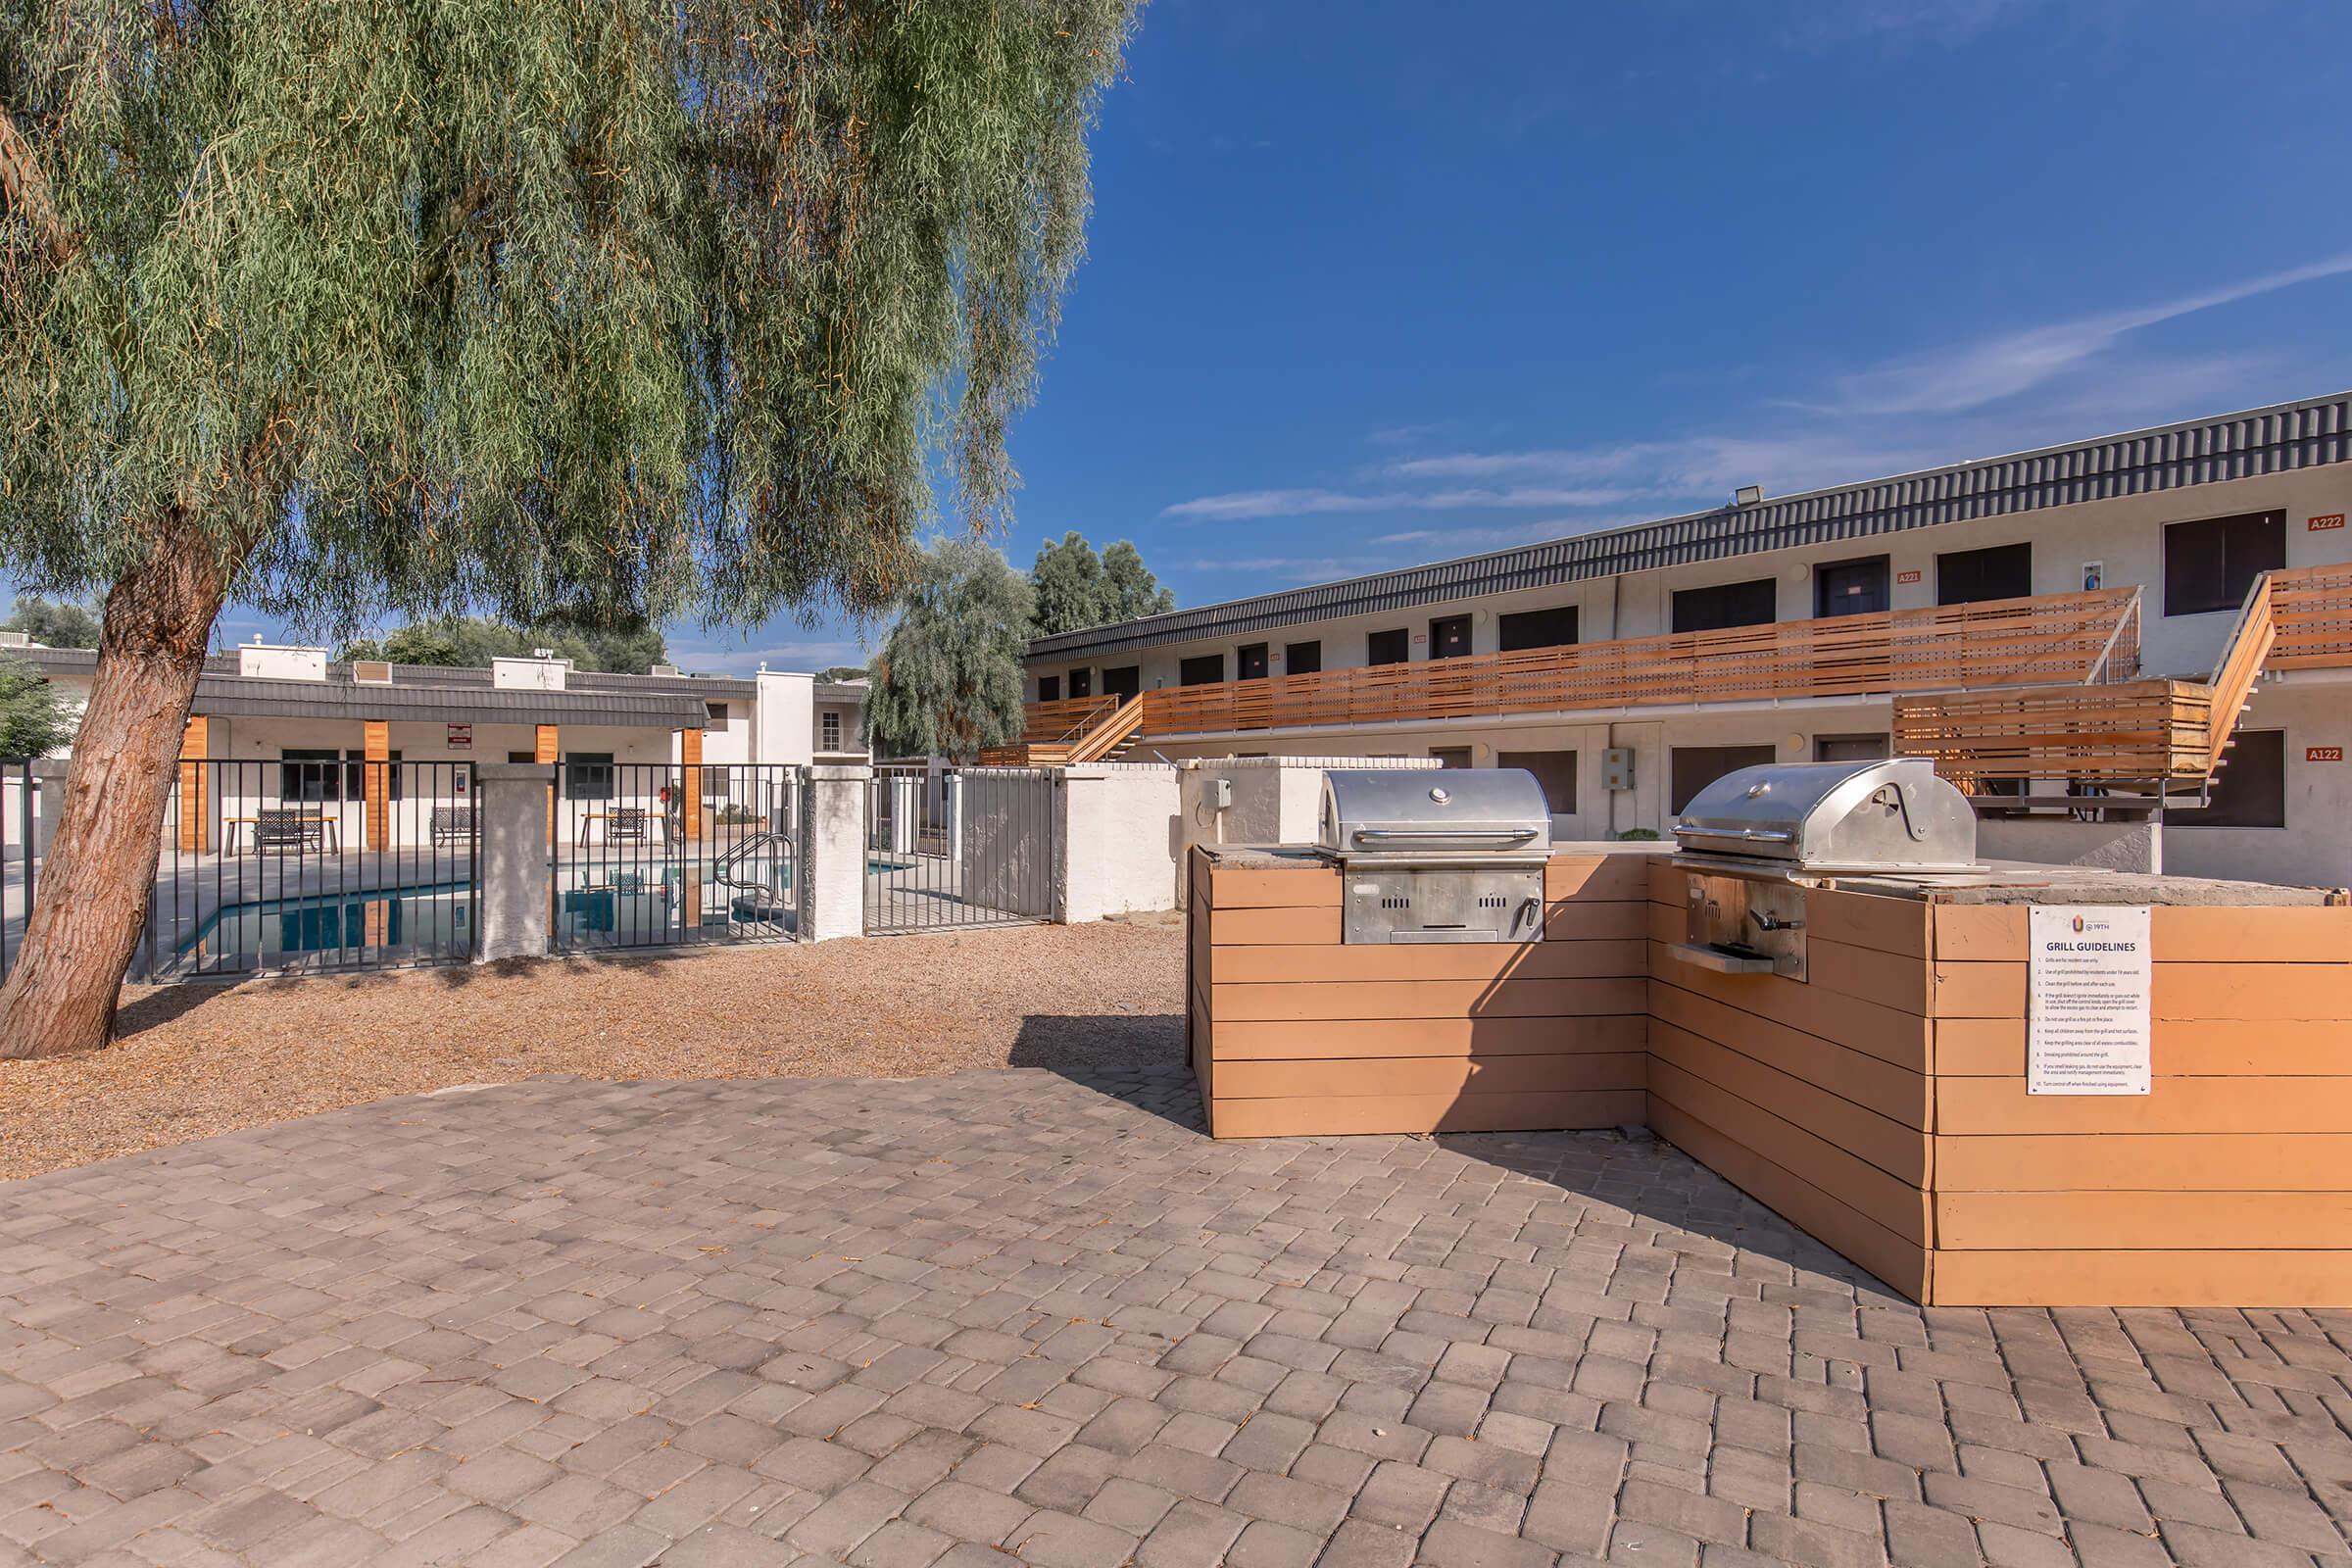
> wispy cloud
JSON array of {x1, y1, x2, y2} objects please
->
[
  {"x1": 1176, "y1": 556, "x2": 1387, "y2": 580},
  {"x1": 1164, "y1": 485, "x2": 1633, "y2": 520},
  {"x1": 1779, "y1": 0, "x2": 2053, "y2": 53},
  {"x1": 1817, "y1": 254, "x2": 2352, "y2": 416}
]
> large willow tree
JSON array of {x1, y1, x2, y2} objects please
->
[{"x1": 0, "y1": 0, "x2": 1141, "y2": 1054}]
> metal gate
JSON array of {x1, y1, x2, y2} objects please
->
[
  {"x1": 139, "y1": 760, "x2": 479, "y2": 981},
  {"x1": 553, "y1": 761, "x2": 803, "y2": 953},
  {"x1": 865, "y1": 763, "x2": 1056, "y2": 934}
]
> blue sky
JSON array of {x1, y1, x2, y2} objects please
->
[{"x1": 164, "y1": 3, "x2": 2352, "y2": 667}]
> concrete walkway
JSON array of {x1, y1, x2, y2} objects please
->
[{"x1": 1, "y1": 1064, "x2": 2347, "y2": 1567}]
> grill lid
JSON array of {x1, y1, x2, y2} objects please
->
[
  {"x1": 1672, "y1": 758, "x2": 1979, "y2": 875},
  {"x1": 1318, "y1": 768, "x2": 1552, "y2": 865}
]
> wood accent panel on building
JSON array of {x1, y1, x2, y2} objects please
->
[
  {"x1": 176, "y1": 714, "x2": 209, "y2": 855},
  {"x1": 361, "y1": 719, "x2": 391, "y2": 851},
  {"x1": 1189, "y1": 848, "x2": 1649, "y2": 1140},
  {"x1": 536, "y1": 723, "x2": 559, "y2": 847},
  {"x1": 680, "y1": 726, "x2": 704, "y2": 840}
]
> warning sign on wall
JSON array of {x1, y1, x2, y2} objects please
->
[{"x1": 2028, "y1": 906, "x2": 2152, "y2": 1096}]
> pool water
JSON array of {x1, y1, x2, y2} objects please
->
[{"x1": 157, "y1": 855, "x2": 911, "y2": 973}]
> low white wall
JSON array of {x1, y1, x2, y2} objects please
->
[
  {"x1": 1173, "y1": 756, "x2": 1442, "y2": 903},
  {"x1": 475, "y1": 764, "x2": 551, "y2": 960},
  {"x1": 800, "y1": 764, "x2": 867, "y2": 940},
  {"x1": 1058, "y1": 764, "x2": 1181, "y2": 922}
]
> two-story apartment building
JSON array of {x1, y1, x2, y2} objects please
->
[{"x1": 1014, "y1": 393, "x2": 2352, "y2": 886}]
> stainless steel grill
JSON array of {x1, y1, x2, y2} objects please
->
[
  {"x1": 1316, "y1": 769, "x2": 1550, "y2": 944},
  {"x1": 1669, "y1": 758, "x2": 1981, "y2": 980}
]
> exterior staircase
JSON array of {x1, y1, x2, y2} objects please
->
[
  {"x1": 979, "y1": 694, "x2": 1147, "y2": 766},
  {"x1": 1894, "y1": 563, "x2": 2352, "y2": 800}
]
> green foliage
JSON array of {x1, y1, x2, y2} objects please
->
[
  {"x1": 817, "y1": 664, "x2": 869, "y2": 683},
  {"x1": 865, "y1": 540, "x2": 1033, "y2": 760},
  {"x1": 0, "y1": 657, "x2": 74, "y2": 755},
  {"x1": 1029, "y1": 531, "x2": 1175, "y2": 636},
  {"x1": 0, "y1": 0, "x2": 1143, "y2": 634},
  {"x1": 1102, "y1": 539, "x2": 1177, "y2": 622},
  {"x1": 1615, "y1": 827, "x2": 1663, "y2": 842},
  {"x1": 339, "y1": 615, "x2": 665, "y2": 674},
  {"x1": 0, "y1": 595, "x2": 99, "y2": 648}
]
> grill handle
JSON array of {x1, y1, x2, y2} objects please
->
[
  {"x1": 1675, "y1": 826, "x2": 1797, "y2": 845},
  {"x1": 1351, "y1": 827, "x2": 1542, "y2": 844}
]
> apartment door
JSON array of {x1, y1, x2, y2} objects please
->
[
  {"x1": 1068, "y1": 667, "x2": 1092, "y2": 700},
  {"x1": 1102, "y1": 665, "x2": 1141, "y2": 701},
  {"x1": 1429, "y1": 615, "x2": 1473, "y2": 659},
  {"x1": 1237, "y1": 644, "x2": 1269, "y2": 681},
  {"x1": 1816, "y1": 556, "x2": 1889, "y2": 617}
]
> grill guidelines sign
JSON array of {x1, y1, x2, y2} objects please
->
[{"x1": 2027, "y1": 906, "x2": 2152, "y2": 1096}]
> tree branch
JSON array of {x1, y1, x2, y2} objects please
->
[{"x1": 0, "y1": 101, "x2": 74, "y2": 267}]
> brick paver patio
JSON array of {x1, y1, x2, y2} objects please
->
[{"x1": 2, "y1": 1063, "x2": 2349, "y2": 1567}]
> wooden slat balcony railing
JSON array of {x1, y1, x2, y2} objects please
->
[
  {"x1": 1105, "y1": 587, "x2": 2142, "y2": 740},
  {"x1": 1893, "y1": 560, "x2": 2352, "y2": 788},
  {"x1": 2266, "y1": 561, "x2": 2352, "y2": 670}
]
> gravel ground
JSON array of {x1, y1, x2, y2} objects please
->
[{"x1": 0, "y1": 914, "x2": 1183, "y2": 1181}]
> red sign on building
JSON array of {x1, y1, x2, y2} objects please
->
[
  {"x1": 2311, "y1": 513, "x2": 2345, "y2": 531},
  {"x1": 1895, "y1": 569, "x2": 1923, "y2": 584},
  {"x1": 2308, "y1": 746, "x2": 2344, "y2": 763}
]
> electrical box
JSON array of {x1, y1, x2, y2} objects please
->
[
  {"x1": 1207, "y1": 777, "x2": 1234, "y2": 809},
  {"x1": 1603, "y1": 747, "x2": 1636, "y2": 791}
]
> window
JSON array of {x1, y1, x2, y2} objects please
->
[
  {"x1": 1103, "y1": 665, "x2": 1141, "y2": 700},
  {"x1": 2171, "y1": 729, "x2": 2285, "y2": 829},
  {"x1": 1499, "y1": 750, "x2": 1578, "y2": 814},
  {"x1": 281, "y1": 749, "x2": 343, "y2": 804},
  {"x1": 705, "y1": 700, "x2": 730, "y2": 727},
  {"x1": 1670, "y1": 744, "x2": 1777, "y2": 815},
  {"x1": 1285, "y1": 641, "x2": 1322, "y2": 675},
  {"x1": 1815, "y1": 555, "x2": 1889, "y2": 617},
  {"x1": 821, "y1": 710, "x2": 842, "y2": 751},
  {"x1": 1430, "y1": 747, "x2": 1473, "y2": 768},
  {"x1": 564, "y1": 752, "x2": 615, "y2": 801},
  {"x1": 1179, "y1": 654, "x2": 1224, "y2": 687},
  {"x1": 1428, "y1": 615, "x2": 1472, "y2": 660},
  {"x1": 1814, "y1": 733, "x2": 1890, "y2": 763},
  {"x1": 1499, "y1": 606, "x2": 1579, "y2": 652},
  {"x1": 1038, "y1": 674, "x2": 1060, "y2": 703},
  {"x1": 1068, "y1": 667, "x2": 1092, "y2": 699},
  {"x1": 1367, "y1": 628, "x2": 1409, "y2": 665},
  {"x1": 1937, "y1": 542, "x2": 2033, "y2": 606},
  {"x1": 2166, "y1": 509, "x2": 2284, "y2": 616},
  {"x1": 1671, "y1": 578, "x2": 1777, "y2": 633},
  {"x1": 1238, "y1": 644, "x2": 1269, "y2": 681}
]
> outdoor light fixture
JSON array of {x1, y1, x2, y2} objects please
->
[{"x1": 1734, "y1": 485, "x2": 1763, "y2": 507}]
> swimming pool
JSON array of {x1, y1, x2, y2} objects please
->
[{"x1": 151, "y1": 856, "x2": 912, "y2": 975}]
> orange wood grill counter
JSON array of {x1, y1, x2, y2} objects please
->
[{"x1": 1186, "y1": 843, "x2": 2352, "y2": 1308}]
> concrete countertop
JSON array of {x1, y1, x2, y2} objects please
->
[{"x1": 1195, "y1": 841, "x2": 2343, "y2": 906}]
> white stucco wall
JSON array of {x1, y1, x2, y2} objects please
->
[
  {"x1": 755, "y1": 671, "x2": 815, "y2": 765},
  {"x1": 1056, "y1": 764, "x2": 1181, "y2": 922},
  {"x1": 2161, "y1": 677, "x2": 2352, "y2": 889},
  {"x1": 1173, "y1": 756, "x2": 1442, "y2": 903}
]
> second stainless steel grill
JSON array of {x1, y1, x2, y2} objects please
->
[
  {"x1": 1316, "y1": 769, "x2": 1550, "y2": 944},
  {"x1": 1668, "y1": 758, "x2": 1982, "y2": 980}
]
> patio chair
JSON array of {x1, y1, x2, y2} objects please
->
[
  {"x1": 608, "y1": 806, "x2": 649, "y2": 843},
  {"x1": 252, "y1": 808, "x2": 324, "y2": 855},
  {"x1": 431, "y1": 807, "x2": 475, "y2": 847}
]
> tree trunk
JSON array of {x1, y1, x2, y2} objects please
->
[{"x1": 0, "y1": 517, "x2": 226, "y2": 1057}]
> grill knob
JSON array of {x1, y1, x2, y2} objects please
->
[{"x1": 1429, "y1": 786, "x2": 1449, "y2": 804}]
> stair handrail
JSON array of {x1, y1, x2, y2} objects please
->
[
  {"x1": 1065, "y1": 694, "x2": 1146, "y2": 764},
  {"x1": 2201, "y1": 569, "x2": 2278, "y2": 773},
  {"x1": 2085, "y1": 587, "x2": 2141, "y2": 684}
]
